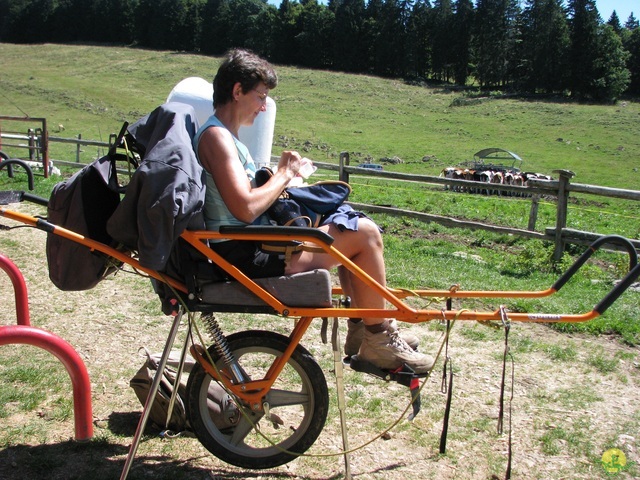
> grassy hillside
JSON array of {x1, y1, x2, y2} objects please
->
[
  {"x1": 1, "y1": 43, "x2": 639, "y2": 189},
  {"x1": 1, "y1": 43, "x2": 638, "y2": 342}
]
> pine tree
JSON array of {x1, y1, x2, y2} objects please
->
[
  {"x1": 362, "y1": 0, "x2": 384, "y2": 73},
  {"x1": 5, "y1": 0, "x2": 55, "y2": 43},
  {"x1": 296, "y1": 0, "x2": 335, "y2": 69},
  {"x1": 406, "y1": 0, "x2": 432, "y2": 79},
  {"x1": 607, "y1": 10, "x2": 622, "y2": 34},
  {"x1": 567, "y1": 0, "x2": 600, "y2": 98},
  {"x1": 624, "y1": 27, "x2": 640, "y2": 94},
  {"x1": 199, "y1": 0, "x2": 231, "y2": 55},
  {"x1": 591, "y1": 25, "x2": 630, "y2": 101},
  {"x1": 624, "y1": 13, "x2": 639, "y2": 30},
  {"x1": 473, "y1": 0, "x2": 520, "y2": 89},
  {"x1": 451, "y1": 0, "x2": 474, "y2": 86},
  {"x1": 271, "y1": 0, "x2": 302, "y2": 64},
  {"x1": 431, "y1": 0, "x2": 455, "y2": 82},
  {"x1": 371, "y1": 0, "x2": 412, "y2": 77},
  {"x1": 332, "y1": 0, "x2": 367, "y2": 72},
  {"x1": 568, "y1": 0, "x2": 630, "y2": 100},
  {"x1": 520, "y1": 0, "x2": 570, "y2": 93}
]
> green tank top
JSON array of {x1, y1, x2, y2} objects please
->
[{"x1": 193, "y1": 115, "x2": 262, "y2": 235}]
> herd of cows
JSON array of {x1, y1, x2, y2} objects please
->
[{"x1": 440, "y1": 165, "x2": 554, "y2": 196}]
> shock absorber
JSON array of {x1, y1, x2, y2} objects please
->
[{"x1": 201, "y1": 313, "x2": 247, "y2": 384}]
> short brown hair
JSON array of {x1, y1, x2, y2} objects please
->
[{"x1": 213, "y1": 49, "x2": 278, "y2": 108}]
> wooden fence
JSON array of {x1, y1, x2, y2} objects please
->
[
  {"x1": 0, "y1": 118, "x2": 120, "y2": 176},
  {"x1": 2, "y1": 128, "x2": 638, "y2": 259},
  {"x1": 333, "y1": 152, "x2": 640, "y2": 260},
  {"x1": 0, "y1": 116, "x2": 50, "y2": 175}
]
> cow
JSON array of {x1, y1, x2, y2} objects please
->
[
  {"x1": 441, "y1": 167, "x2": 466, "y2": 191},
  {"x1": 477, "y1": 170, "x2": 494, "y2": 195},
  {"x1": 490, "y1": 170, "x2": 504, "y2": 195}
]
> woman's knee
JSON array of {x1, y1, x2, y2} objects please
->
[
  {"x1": 358, "y1": 218, "x2": 383, "y2": 248},
  {"x1": 331, "y1": 219, "x2": 383, "y2": 253}
]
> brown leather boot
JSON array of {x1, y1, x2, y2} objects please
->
[
  {"x1": 344, "y1": 319, "x2": 420, "y2": 357},
  {"x1": 356, "y1": 322, "x2": 434, "y2": 374}
]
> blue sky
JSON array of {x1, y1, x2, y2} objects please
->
[
  {"x1": 266, "y1": 0, "x2": 636, "y2": 22},
  {"x1": 595, "y1": 0, "x2": 636, "y2": 22}
]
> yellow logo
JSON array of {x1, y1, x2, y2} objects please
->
[{"x1": 601, "y1": 448, "x2": 627, "y2": 474}]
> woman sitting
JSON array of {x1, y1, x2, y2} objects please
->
[{"x1": 192, "y1": 48, "x2": 433, "y2": 374}]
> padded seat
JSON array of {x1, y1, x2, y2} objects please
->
[{"x1": 198, "y1": 269, "x2": 332, "y2": 308}]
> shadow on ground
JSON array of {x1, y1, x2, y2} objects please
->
[{"x1": 0, "y1": 411, "x2": 367, "y2": 480}]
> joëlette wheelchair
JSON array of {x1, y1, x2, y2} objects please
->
[
  {"x1": 2, "y1": 109, "x2": 639, "y2": 475},
  {"x1": 2, "y1": 192, "x2": 639, "y2": 473}
]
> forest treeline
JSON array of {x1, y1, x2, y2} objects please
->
[{"x1": 1, "y1": 0, "x2": 639, "y2": 102}]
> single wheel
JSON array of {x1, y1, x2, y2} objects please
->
[{"x1": 186, "y1": 330, "x2": 329, "y2": 469}]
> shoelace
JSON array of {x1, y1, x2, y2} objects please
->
[{"x1": 388, "y1": 331, "x2": 414, "y2": 353}]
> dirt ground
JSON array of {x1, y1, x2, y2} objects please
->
[{"x1": 1, "y1": 202, "x2": 638, "y2": 480}]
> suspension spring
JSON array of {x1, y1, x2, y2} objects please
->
[
  {"x1": 202, "y1": 313, "x2": 233, "y2": 365},
  {"x1": 201, "y1": 313, "x2": 247, "y2": 384}
]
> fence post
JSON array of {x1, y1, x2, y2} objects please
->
[
  {"x1": 41, "y1": 119, "x2": 49, "y2": 178},
  {"x1": 339, "y1": 151, "x2": 350, "y2": 184},
  {"x1": 76, "y1": 134, "x2": 82, "y2": 163},
  {"x1": 28, "y1": 129, "x2": 35, "y2": 162},
  {"x1": 553, "y1": 169, "x2": 575, "y2": 261},
  {"x1": 528, "y1": 194, "x2": 539, "y2": 231}
]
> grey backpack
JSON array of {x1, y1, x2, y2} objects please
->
[{"x1": 46, "y1": 154, "x2": 122, "y2": 290}]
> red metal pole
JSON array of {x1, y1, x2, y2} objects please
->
[
  {"x1": 0, "y1": 325, "x2": 93, "y2": 441},
  {"x1": 0, "y1": 253, "x2": 31, "y2": 326}
]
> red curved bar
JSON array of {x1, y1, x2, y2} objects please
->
[
  {"x1": 0, "y1": 253, "x2": 30, "y2": 326},
  {"x1": 0, "y1": 325, "x2": 93, "y2": 441}
]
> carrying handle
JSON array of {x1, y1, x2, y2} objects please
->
[
  {"x1": 552, "y1": 235, "x2": 637, "y2": 292},
  {"x1": 594, "y1": 262, "x2": 640, "y2": 315},
  {"x1": 108, "y1": 121, "x2": 130, "y2": 158},
  {"x1": 551, "y1": 235, "x2": 640, "y2": 315}
]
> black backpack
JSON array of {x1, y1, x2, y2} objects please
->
[{"x1": 45, "y1": 154, "x2": 123, "y2": 290}]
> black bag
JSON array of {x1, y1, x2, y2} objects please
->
[
  {"x1": 256, "y1": 167, "x2": 351, "y2": 227},
  {"x1": 46, "y1": 155, "x2": 122, "y2": 290}
]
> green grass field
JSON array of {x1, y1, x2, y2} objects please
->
[
  {"x1": 1, "y1": 42, "x2": 638, "y2": 342},
  {"x1": 1, "y1": 43, "x2": 639, "y2": 187}
]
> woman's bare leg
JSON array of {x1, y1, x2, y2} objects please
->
[
  {"x1": 285, "y1": 219, "x2": 433, "y2": 373},
  {"x1": 286, "y1": 219, "x2": 386, "y2": 323}
]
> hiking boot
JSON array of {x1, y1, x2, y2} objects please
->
[
  {"x1": 344, "y1": 319, "x2": 419, "y2": 357},
  {"x1": 356, "y1": 324, "x2": 434, "y2": 374}
]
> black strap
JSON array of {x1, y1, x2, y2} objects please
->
[
  {"x1": 497, "y1": 322, "x2": 510, "y2": 434},
  {"x1": 505, "y1": 357, "x2": 514, "y2": 479},
  {"x1": 439, "y1": 354, "x2": 453, "y2": 454},
  {"x1": 108, "y1": 121, "x2": 129, "y2": 158},
  {"x1": 439, "y1": 313, "x2": 454, "y2": 454}
]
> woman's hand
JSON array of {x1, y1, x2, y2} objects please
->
[{"x1": 277, "y1": 150, "x2": 302, "y2": 180}]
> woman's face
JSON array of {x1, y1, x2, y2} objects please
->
[{"x1": 237, "y1": 81, "x2": 269, "y2": 126}]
